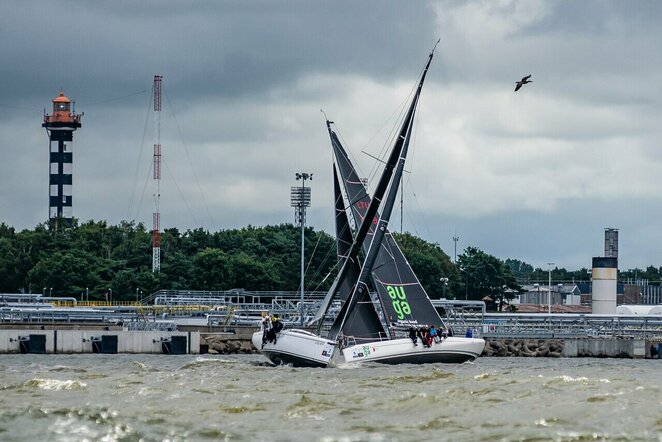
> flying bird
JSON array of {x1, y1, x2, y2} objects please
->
[{"x1": 514, "y1": 74, "x2": 532, "y2": 92}]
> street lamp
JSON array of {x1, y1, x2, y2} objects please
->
[
  {"x1": 292, "y1": 172, "x2": 312, "y2": 326},
  {"x1": 533, "y1": 283, "x2": 540, "y2": 309},
  {"x1": 547, "y1": 263, "x2": 554, "y2": 314},
  {"x1": 49, "y1": 287, "x2": 52, "y2": 296},
  {"x1": 108, "y1": 288, "x2": 112, "y2": 303}
]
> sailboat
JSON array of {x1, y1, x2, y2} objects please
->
[
  {"x1": 327, "y1": 120, "x2": 485, "y2": 364},
  {"x1": 252, "y1": 43, "x2": 485, "y2": 366}
]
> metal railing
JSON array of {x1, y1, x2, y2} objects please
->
[{"x1": 455, "y1": 313, "x2": 662, "y2": 340}]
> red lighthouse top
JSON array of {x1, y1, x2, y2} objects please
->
[{"x1": 43, "y1": 90, "x2": 81, "y2": 125}]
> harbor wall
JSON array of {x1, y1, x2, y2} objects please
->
[{"x1": 0, "y1": 329, "x2": 199, "y2": 354}]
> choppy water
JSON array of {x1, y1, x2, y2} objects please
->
[{"x1": 0, "y1": 354, "x2": 661, "y2": 442}]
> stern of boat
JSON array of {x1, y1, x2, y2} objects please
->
[{"x1": 253, "y1": 328, "x2": 337, "y2": 368}]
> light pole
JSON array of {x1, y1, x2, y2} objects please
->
[
  {"x1": 534, "y1": 283, "x2": 540, "y2": 309},
  {"x1": 452, "y1": 234, "x2": 459, "y2": 263},
  {"x1": 547, "y1": 263, "x2": 554, "y2": 314},
  {"x1": 108, "y1": 288, "x2": 112, "y2": 303},
  {"x1": 292, "y1": 172, "x2": 312, "y2": 326},
  {"x1": 49, "y1": 287, "x2": 52, "y2": 296}
]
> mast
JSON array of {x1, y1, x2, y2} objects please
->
[
  {"x1": 312, "y1": 105, "x2": 410, "y2": 331},
  {"x1": 312, "y1": 42, "x2": 438, "y2": 339},
  {"x1": 152, "y1": 75, "x2": 162, "y2": 273},
  {"x1": 328, "y1": 46, "x2": 435, "y2": 339}
]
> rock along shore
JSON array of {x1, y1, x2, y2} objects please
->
[
  {"x1": 200, "y1": 332, "x2": 660, "y2": 359},
  {"x1": 482, "y1": 339, "x2": 564, "y2": 357}
]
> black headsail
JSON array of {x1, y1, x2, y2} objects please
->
[
  {"x1": 325, "y1": 44, "x2": 439, "y2": 340},
  {"x1": 332, "y1": 164, "x2": 385, "y2": 339}
]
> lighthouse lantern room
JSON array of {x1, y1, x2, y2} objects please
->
[{"x1": 42, "y1": 91, "x2": 82, "y2": 224}]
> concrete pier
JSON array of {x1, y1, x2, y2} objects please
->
[{"x1": 0, "y1": 329, "x2": 199, "y2": 354}]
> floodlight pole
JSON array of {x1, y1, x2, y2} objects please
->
[{"x1": 294, "y1": 172, "x2": 312, "y2": 327}]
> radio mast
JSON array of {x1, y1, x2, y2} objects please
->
[{"x1": 152, "y1": 75, "x2": 162, "y2": 273}]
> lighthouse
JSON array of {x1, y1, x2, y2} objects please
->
[{"x1": 42, "y1": 91, "x2": 82, "y2": 224}]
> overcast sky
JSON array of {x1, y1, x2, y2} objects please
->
[{"x1": 2, "y1": 0, "x2": 661, "y2": 271}]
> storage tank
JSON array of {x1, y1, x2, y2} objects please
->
[
  {"x1": 592, "y1": 257, "x2": 617, "y2": 314},
  {"x1": 616, "y1": 305, "x2": 662, "y2": 315}
]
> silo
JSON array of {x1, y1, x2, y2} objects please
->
[{"x1": 592, "y1": 257, "x2": 617, "y2": 314}]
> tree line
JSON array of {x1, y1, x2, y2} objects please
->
[{"x1": 0, "y1": 220, "x2": 658, "y2": 302}]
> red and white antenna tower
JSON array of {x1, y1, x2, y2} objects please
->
[{"x1": 152, "y1": 75, "x2": 162, "y2": 273}]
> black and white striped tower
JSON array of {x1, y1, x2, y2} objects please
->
[{"x1": 42, "y1": 91, "x2": 82, "y2": 224}]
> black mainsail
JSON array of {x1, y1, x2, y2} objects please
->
[
  {"x1": 326, "y1": 45, "x2": 441, "y2": 340},
  {"x1": 311, "y1": 49, "x2": 434, "y2": 333},
  {"x1": 327, "y1": 69, "x2": 443, "y2": 333}
]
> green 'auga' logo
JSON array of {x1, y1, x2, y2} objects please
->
[{"x1": 386, "y1": 286, "x2": 411, "y2": 319}]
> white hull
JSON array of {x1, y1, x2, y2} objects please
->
[
  {"x1": 251, "y1": 329, "x2": 336, "y2": 368},
  {"x1": 342, "y1": 336, "x2": 485, "y2": 365}
]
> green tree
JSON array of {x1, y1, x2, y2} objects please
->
[
  {"x1": 192, "y1": 248, "x2": 232, "y2": 290},
  {"x1": 27, "y1": 250, "x2": 107, "y2": 299},
  {"x1": 457, "y1": 247, "x2": 521, "y2": 310},
  {"x1": 391, "y1": 232, "x2": 457, "y2": 298}
]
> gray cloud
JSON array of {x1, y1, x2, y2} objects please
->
[{"x1": 2, "y1": 0, "x2": 662, "y2": 272}]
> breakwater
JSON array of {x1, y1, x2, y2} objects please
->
[
  {"x1": 202, "y1": 333, "x2": 255, "y2": 354},
  {"x1": 484, "y1": 338, "x2": 661, "y2": 358},
  {"x1": 200, "y1": 330, "x2": 662, "y2": 359},
  {"x1": 3, "y1": 324, "x2": 661, "y2": 359}
]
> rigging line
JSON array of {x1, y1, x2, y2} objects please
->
[
  {"x1": 400, "y1": 100, "x2": 420, "y2": 234},
  {"x1": 359, "y1": 86, "x2": 412, "y2": 167},
  {"x1": 305, "y1": 234, "x2": 341, "y2": 295},
  {"x1": 305, "y1": 204, "x2": 353, "y2": 294},
  {"x1": 308, "y1": 259, "x2": 341, "y2": 294},
  {"x1": 406, "y1": 192, "x2": 430, "y2": 241},
  {"x1": 361, "y1": 66, "x2": 423, "y2": 187},
  {"x1": 79, "y1": 89, "x2": 147, "y2": 107},
  {"x1": 305, "y1": 194, "x2": 356, "y2": 294},
  {"x1": 0, "y1": 102, "x2": 42, "y2": 111},
  {"x1": 303, "y1": 229, "x2": 324, "y2": 288},
  {"x1": 403, "y1": 107, "x2": 434, "y2": 242},
  {"x1": 163, "y1": 87, "x2": 216, "y2": 230},
  {"x1": 127, "y1": 90, "x2": 154, "y2": 221},
  {"x1": 135, "y1": 149, "x2": 154, "y2": 223},
  {"x1": 163, "y1": 159, "x2": 202, "y2": 228}
]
